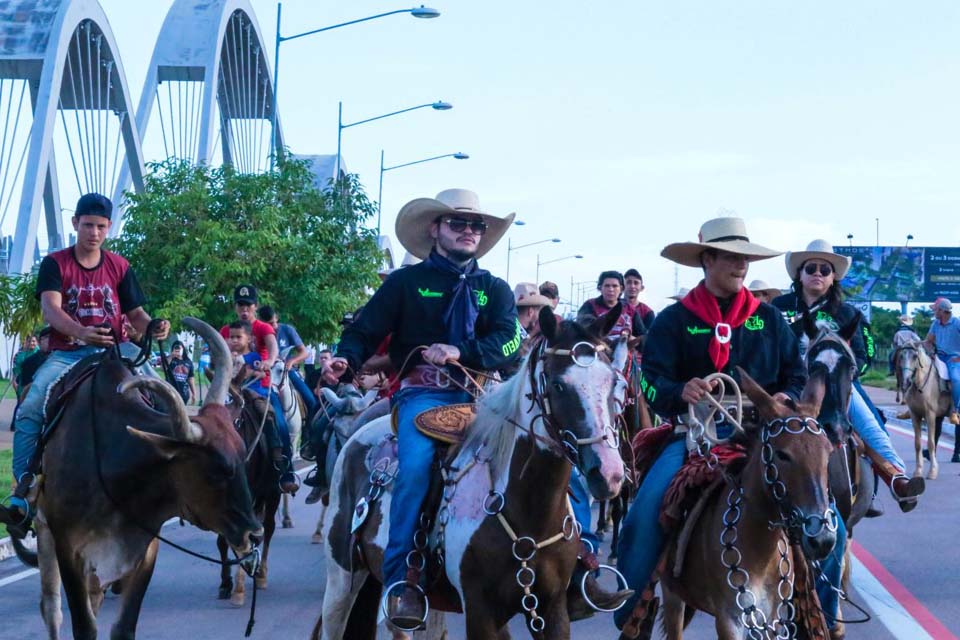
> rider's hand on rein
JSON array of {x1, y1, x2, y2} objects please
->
[
  {"x1": 422, "y1": 343, "x2": 460, "y2": 366},
  {"x1": 681, "y1": 377, "x2": 718, "y2": 404}
]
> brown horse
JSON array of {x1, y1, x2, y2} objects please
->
[
  {"x1": 896, "y1": 340, "x2": 951, "y2": 480},
  {"x1": 314, "y1": 309, "x2": 629, "y2": 639},
  {"x1": 659, "y1": 368, "x2": 835, "y2": 640},
  {"x1": 216, "y1": 376, "x2": 282, "y2": 607}
]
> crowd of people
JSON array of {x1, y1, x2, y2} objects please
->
[{"x1": 4, "y1": 187, "x2": 960, "y2": 638}]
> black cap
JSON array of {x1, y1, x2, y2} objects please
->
[
  {"x1": 233, "y1": 284, "x2": 258, "y2": 304},
  {"x1": 75, "y1": 193, "x2": 113, "y2": 220},
  {"x1": 624, "y1": 268, "x2": 643, "y2": 281}
]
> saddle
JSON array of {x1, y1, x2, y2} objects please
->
[{"x1": 390, "y1": 403, "x2": 477, "y2": 444}]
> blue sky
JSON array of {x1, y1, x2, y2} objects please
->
[{"x1": 91, "y1": 1, "x2": 960, "y2": 311}]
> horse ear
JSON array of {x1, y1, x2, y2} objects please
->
[
  {"x1": 612, "y1": 335, "x2": 629, "y2": 371},
  {"x1": 839, "y1": 317, "x2": 860, "y2": 343},
  {"x1": 798, "y1": 373, "x2": 826, "y2": 418},
  {"x1": 590, "y1": 302, "x2": 622, "y2": 339},
  {"x1": 735, "y1": 366, "x2": 785, "y2": 421},
  {"x1": 539, "y1": 306, "x2": 558, "y2": 343}
]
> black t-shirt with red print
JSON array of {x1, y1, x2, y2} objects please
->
[{"x1": 36, "y1": 247, "x2": 146, "y2": 351}]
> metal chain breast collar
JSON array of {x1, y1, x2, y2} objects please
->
[{"x1": 719, "y1": 417, "x2": 837, "y2": 640}]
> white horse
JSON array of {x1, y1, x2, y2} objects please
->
[{"x1": 271, "y1": 354, "x2": 305, "y2": 528}]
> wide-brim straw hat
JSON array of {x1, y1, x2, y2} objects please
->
[
  {"x1": 395, "y1": 188, "x2": 516, "y2": 261},
  {"x1": 785, "y1": 239, "x2": 851, "y2": 280},
  {"x1": 899, "y1": 314, "x2": 913, "y2": 326},
  {"x1": 747, "y1": 279, "x2": 782, "y2": 299},
  {"x1": 661, "y1": 217, "x2": 781, "y2": 268},
  {"x1": 668, "y1": 287, "x2": 691, "y2": 301},
  {"x1": 514, "y1": 282, "x2": 552, "y2": 308}
]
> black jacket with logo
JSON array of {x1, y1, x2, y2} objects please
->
[
  {"x1": 771, "y1": 292, "x2": 871, "y2": 374},
  {"x1": 336, "y1": 261, "x2": 521, "y2": 376},
  {"x1": 640, "y1": 300, "x2": 806, "y2": 418}
]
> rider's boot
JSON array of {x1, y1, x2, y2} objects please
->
[
  {"x1": 896, "y1": 409, "x2": 911, "y2": 420},
  {"x1": 304, "y1": 485, "x2": 324, "y2": 505},
  {"x1": 271, "y1": 448, "x2": 299, "y2": 494},
  {"x1": 1, "y1": 473, "x2": 35, "y2": 539},
  {"x1": 864, "y1": 491, "x2": 884, "y2": 518},
  {"x1": 952, "y1": 436, "x2": 960, "y2": 463},
  {"x1": 890, "y1": 474, "x2": 924, "y2": 512},
  {"x1": 567, "y1": 547, "x2": 634, "y2": 621}
]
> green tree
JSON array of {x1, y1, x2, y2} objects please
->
[
  {"x1": 111, "y1": 158, "x2": 381, "y2": 343},
  {"x1": 868, "y1": 306, "x2": 900, "y2": 348},
  {"x1": 913, "y1": 308, "x2": 933, "y2": 338},
  {"x1": 0, "y1": 271, "x2": 43, "y2": 341}
]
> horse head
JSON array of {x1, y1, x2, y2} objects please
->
[
  {"x1": 895, "y1": 339, "x2": 925, "y2": 396},
  {"x1": 537, "y1": 305, "x2": 627, "y2": 500},
  {"x1": 805, "y1": 326, "x2": 857, "y2": 443},
  {"x1": 737, "y1": 367, "x2": 838, "y2": 561}
]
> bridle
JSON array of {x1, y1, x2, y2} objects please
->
[
  {"x1": 896, "y1": 344, "x2": 932, "y2": 395},
  {"x1": 529, "y1": 338, "x2": 625, "y2": 465}
]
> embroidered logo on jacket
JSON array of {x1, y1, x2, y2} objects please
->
[
  {"x1": 745, "y1": 315, "x2": 764, "y2": 331},
  {"x1": 475, "y1": 290, "x2": 488, "y2": 307},
  {"x1": 686, "y1": 326, "x2": 711, "y2": 336},
  {"x1": 418, "y1": 288, "x2": 444, "y2": 298}
]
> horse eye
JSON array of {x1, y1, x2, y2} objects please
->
[
  {"x1": 775, "y1": 450, "x2": 792, "y2": 463},
  {"x1": 553, "y1": 381, "x2": 565, "y2": 393}
]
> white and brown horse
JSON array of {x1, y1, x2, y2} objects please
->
[
  {"x1": 895, "y1": 340, "x2": 951, "y2": 480},
  {"x1": 314, "y1": 308, "x2": 629, "y2": 639}
]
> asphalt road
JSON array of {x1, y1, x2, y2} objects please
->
[{"x1": 0, "y1": 412, "x2": 955, "y2": 639}]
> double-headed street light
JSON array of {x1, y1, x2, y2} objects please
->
[
  {"x1": 506, "y1": 237, "x2": 560, "y2": 282},
  {"x1": 378, "y1": 151, "x2": 469, "y2": 234},
  {"x1": 270, "y1": 4, "x2": 441, "y2": 169},
  {"x1": 536, "y1": 254, "x2": 583, "y2": 283}
]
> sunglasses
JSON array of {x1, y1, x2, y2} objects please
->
[
  {"x1": 803, "y1": 263, "x2": 834, "y2": 277},
  {"x1": 442, "y1": 217, "x2": 488, "y2": 235}
]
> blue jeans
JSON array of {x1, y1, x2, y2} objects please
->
[
  {"x1": 569, "y1": 467, "x2": 599, "y2": 552},
  {"x1": 287, "y1": 368, "x2": 318, "y2": 416},
  {"x1": 818, "y1": 510, "x2": 847, "y2": 629},
  {"x1": 267, "y1": 391, "x2": 294, "y2": 472},
  {"x1": 943, "y1": 357, "x2": 960, "y2": 411},
  {"x1": 614, "y1": 438, "x2": 686, "y2": 628},
  {"x1": 382, "y1": 387, "x2": 471, "y2": 587},
  {"x1": 13, "y1": 346, "x2": 103, "y2": 479},
  {"x1": 850, "y1": 384, "x2": 904, "y2": 470}
]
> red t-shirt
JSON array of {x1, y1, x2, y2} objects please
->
[
  {"x1": 36, "y1": 248, "x2": 146, "y2": 352},
  {"x1": 221, "y1": 319, "x2": 276, "y2": 387}
]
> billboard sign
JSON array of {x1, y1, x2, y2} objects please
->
[{"x1": 833, "y1": 246, "x2": 960, "y2": 302}]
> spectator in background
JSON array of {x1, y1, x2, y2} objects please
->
[
  {"x1": 166, "y1": 340, "x2": 196, "y2": 404},
  {"x1": 11, "y1": 334, "x2": 39, "y2": 399},
  {"x1": 748, "y1": 279, "x2": 782, "y2": 304}
]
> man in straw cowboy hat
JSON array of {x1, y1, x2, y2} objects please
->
[
  {"x1": 321, "y1": 189, "x2": 627, "y2": 627},
  {"x1": 614, "y1": 216, "x2": 807, "y2": 638},
  {"x1": 747, "y1": 278, "x2": 782, "y2": 304}
]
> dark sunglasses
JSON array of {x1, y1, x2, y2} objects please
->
[
  {"x1": 442, "y1": 217, "x2": 488, "y2": 235},
  {"x1": 803, "y1": 262, "x2": 834, "y2": 277}
]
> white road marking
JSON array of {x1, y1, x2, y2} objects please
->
[
  {"x1": 849, "y1": 553, "x2": 934, "y2": 640},
  {"x1": 886, "y1": 422, "x2": 955, "y2": 452}
]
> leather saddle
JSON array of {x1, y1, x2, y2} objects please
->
[{"x1": 390, "y1": 403, "x2": 477, "y2": 445}]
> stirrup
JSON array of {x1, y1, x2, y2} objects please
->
[
  {"x1": 890, "y1": 474, "x2": 924, "y2": 503},
  {"x1": 580, "y1": 564, "x2": 631, "y2": 612},
  {"x1": 381, "y1": 581, "x2": 429, "y2": 632}
]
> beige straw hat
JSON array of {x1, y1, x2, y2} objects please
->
[
  {"x1": 784, "y1": 239, "x2": 851, "y2": 280},
  {"x1": 661, "y1": 217, "x2": 781, "y2": 268}
]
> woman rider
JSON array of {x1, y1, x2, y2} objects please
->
[{"x1": 772, "y1": 239, "x2": 925, "y2": 513}]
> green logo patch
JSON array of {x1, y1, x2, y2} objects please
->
[
  {"x1": 686, "y1": 326, "x2": 711, "y2": 336},
  {"x1": 418, "y1": 288, "x2": 444, "y2": 298},
  {"x1": 475, "y1": 290, "x2": 488, "y2": 307},
  {"x1": 745, "y1": 315, "x2": 764, "y2": 331}
]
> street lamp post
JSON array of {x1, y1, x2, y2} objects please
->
[
  {"x1": 506, "y1": 237, "x2": 561, "y2": 282},
  {"x1": 378, "y1": 150, "x2": 469, "y2": 235},
  {"x1": 906, "y1": 234, "x2": 914, "y2": 247},
  {"x1": 337, "y1": 100, "x2": 452, "y2": 182},
  {"x1": 536, "y1": 254, "x2": 583, "y2": 283},
  {"x1": 270, "y1": 4, "x2": 440, "y2": 170},
  {"x1": 847, "y1": 233, "x2": 853, "y2": 248}
]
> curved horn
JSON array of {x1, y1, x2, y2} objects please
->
[
  {"x1": 119, "y1": 377, "x2": 202, "y2": 443},
  {"x1": 182, "y1": 316, "x2": 231, "y2": 407}
]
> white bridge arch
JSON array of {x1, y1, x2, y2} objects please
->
[{"x1": 0, "y1": 0, "x2": 289, "y2": 274}]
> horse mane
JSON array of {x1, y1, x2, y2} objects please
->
[{"x1": 460, "y1": 351, "x2": 532, "y2": 481}]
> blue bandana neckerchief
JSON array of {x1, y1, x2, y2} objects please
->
[{"x1": 425, "y1": 249, "x2": 489, "y2": 345}]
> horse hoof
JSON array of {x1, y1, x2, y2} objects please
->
[
  {"x1": 218, "y1": 586, "x2": 232, "y2": 600},
  {"x1": 255, "y1": 577, "x2": 267, "y2": 589},
  {"x1": 230, "y1": 592, "x2": 245, "y2": 607},
  {"x1": 311, "y1": 533, "x2": 323, "y2": 545},
  {"x1": 928, "y1": 468, "x2": 939, "y2": 480},
  {"x1": 282, "y1": 518, "x2": 294, "y2": 529}
]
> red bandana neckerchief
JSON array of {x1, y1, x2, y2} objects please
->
[{"x1": 681, "y1": 281, "x2": 760, "y2": 371}]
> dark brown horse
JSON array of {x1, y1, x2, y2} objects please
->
[
  {"x1": 216, "y1": 376, "x2": 282, "y2": 607},
  {"x1": 315, "y1": 309, "x2": 629, "y2": 639},
  {"x1": 658, "y1": 369, "x2": 835, "y2": 640}
]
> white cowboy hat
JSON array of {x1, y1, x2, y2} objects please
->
[
  {"x1": 395, "y1": 188, "x2": 516, "y2": 261},
  {"x1": 378, "y1": 251, "x2": 422, "y2": 278},
  {"x1": 747, "y1": 279, "x2": 782, "y2": 299},
  {"x1": 661, "y1": 217, "x2": 781, "y2": 268},
  {"x1": 668, "y1": 287, "x2": 691, "y2": 301},
  {"x1": 784, "y1": 239, "x2": 851, "y2": 280},
  {"x1": 899, "y1": 314, "x2": 913, "y2": 326},
  {"x1": 513, "y1": 282, "x2": 552, "y2": 308}
]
